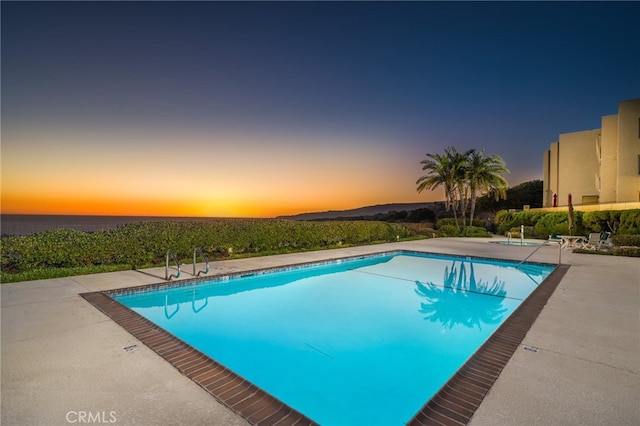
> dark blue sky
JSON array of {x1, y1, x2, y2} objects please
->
[{"x1": 2, "y1": 1, "x2": 639, "y2": 216}]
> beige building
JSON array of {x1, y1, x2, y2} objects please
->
[{"x1": 543, "y1": 98, "x2": 640, "y2": 207}]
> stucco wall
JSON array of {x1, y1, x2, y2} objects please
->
[
  {"x1": 599, "y1": 114, "x2": 618, "y2": 203},
  {"x1": 532, "y1": 201, "x2": 640, "y2": 213},
  {"x1": 557, "y1": 129, "x2": 600, "y2": 206},
  {"x1": 547, "y1": 142, "x2": 559, "y2": 206},
  {"x1": 542, "y1": 98, "x2": 640, "y2": 207},
  {"x1": 616, "y1": 99, "x2": 640, "y2": 202},
  {"x1": 543, "y1": 150, "x2": 551, "y2": 207}
]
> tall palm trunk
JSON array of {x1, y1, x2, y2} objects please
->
[
  {"x1": 459, "y1": 186, "x2": 469, "y2": 227},
  {"x1": 468, "y1": 182, "x2": 478, "y2": 227}
]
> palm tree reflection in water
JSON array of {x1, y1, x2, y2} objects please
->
[{"x1": 415, "y1": 261, "x2": 508, "y2": 330}]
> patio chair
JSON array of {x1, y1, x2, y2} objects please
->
[
  {"x1": 548, "y1": 233, "x2": 562, "y2": 244},
  {"x1": 597, "y1": 231, "x2": 614, "y2": 250},
  {"x1": 582, "y1": 233, "x2": 600, "y2": 250}
]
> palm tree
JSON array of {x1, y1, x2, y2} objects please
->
[
  {"x1": 418, "y1": 147, "x2": 509, "y2": 228},
  {"x1": 466, "y1": 150, "x2": 509, "y2": 226},
  {"x1": 446, "y1": 147, "x2": 473, "y2": 227},
  {"x1": 416, "y1": 148, "x2": 462, "y2": 229}
]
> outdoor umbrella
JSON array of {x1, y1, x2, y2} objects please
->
[{"x1": 568, "y1": 193, "x2": 575, "y2": 235}]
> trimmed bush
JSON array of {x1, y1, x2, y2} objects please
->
[
  {"x1": 582, "y1": 210, "x2": 623, "y2": 234},
  {"x1": 508, "y1": 226, "x2": 536, "y2": 239},
  {"x1": 533, "y1": 212, "x2": 575, "y2": 238},
  {"x1": 613, "y1": 246, "x2": 640, "y2": 257},
  {"x1": 0, "y1": 220, "x2": 413, "y2": 277},
  {"x1": 434, "y1": 224, "x2": 490, "y2": 238},
  {"x1": 401, "y1": 223, "x2": 436, "y2": 237},
  {"x1": 461, "y1": 226, "x2": 491, "y2": 237},
  {"x1": 436, "y1": 224, "x2": 460, "y2": 237},
  {"x1": 496, "y1": 210, "x2": 548, "y2": 236},
  {"x1": 618, "y1": 210, "x2": 640, "y2": 235},
  {"x1": 611, "y1": 234, "x2": 640, "y2": 247},
  {"x1": 435, "y1": 218, "x2": 484, "y2": 229}
]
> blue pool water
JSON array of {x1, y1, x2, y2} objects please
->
[{"x1": 115, "y1": 251, "x2": 554, "y2": 425}]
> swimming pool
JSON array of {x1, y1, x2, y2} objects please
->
[{"x1": 108, "y1": 251, "x2": 555, "y2": 425}]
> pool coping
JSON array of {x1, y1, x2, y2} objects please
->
[{"x1": 80, "y1": 250, "x2": 568, "y2": 426}]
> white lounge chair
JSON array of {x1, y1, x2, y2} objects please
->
[{"x1": 582, "y1": 233, "x2": 600, "y2": 250}]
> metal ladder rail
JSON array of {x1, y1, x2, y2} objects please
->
[
  {"x1": 165, "y1": 249, "x2": 181, "y2": 280},
  {"x1": 193, "y1": 247, "x2": 209, "y2": 277}
]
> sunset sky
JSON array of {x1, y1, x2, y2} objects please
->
[{"x1": 2, "y1": 1, "x2": 639, "y2": 217}]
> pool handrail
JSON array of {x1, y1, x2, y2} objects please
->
[
  {"x1": 165, "y1": 249, "x2": 181, "y2": 280},
  {"x1": 193, "y1": 247, "x2": 209, "y2": 277}
]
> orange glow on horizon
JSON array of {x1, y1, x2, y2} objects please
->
[
  {"x1": 1, "y1": 129, "x2": 445, "y2": 218},
  {"x1": 1, "y1": 193, "x2": 444, "y2": 218},
  {"x1": 1, "y1": 187, "x2": 445, "y2": 218}
]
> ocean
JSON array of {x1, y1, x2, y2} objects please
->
[{"x1": 0, "y1": 214, "x2": 237, "y2": 236}]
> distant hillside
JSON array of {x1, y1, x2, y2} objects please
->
[{"x1": 278, "y1": 202, "x2": 446, "y2": 221}]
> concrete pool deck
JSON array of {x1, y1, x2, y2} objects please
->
[{"x1": 1, "y1": 237, "x2": 639, "y2": 425}]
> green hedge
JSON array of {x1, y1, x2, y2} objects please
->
[
  {"x1": 508, "y1": 226, "x2": 537, "y2": 239},
  {"x1": 436, "y1": 225, "x2": 490, "y2": 237},
  {"x1": 534, "y1": 211, "x2": 585, "y2": 237},
  {"x1": 495, "y1": 209, "x2": 640, "y2": 238},
  {"x1": 496, "y1": 211, "x2": 549, "y2": 235},
  {"x1": 619, "y1": 210, "x2": 640, "y2": 234},
  {"x1": 613, "y1": 247, "x2": 640, "y2": 257},
  {"x1": 435, "y1": 218, "x2": 484, "y2": 229},
  {"x1": 1, "y1": 220, "x2": 413, "y2": 276},
  {"x1": 611, "y1": 234, "x2": 640, "y2": 247},
  {"x1": 496, "y1": 211, "x2": 578, "y2": 237}
]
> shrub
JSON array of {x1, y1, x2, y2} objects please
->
[
  {"x1": 533, "y1": 213, "x2": 566, "y2": 237},
  {"x1": 533, "y1": 212, "x2": 585, "y2": 238},
  {"x1": 401, "y1": 223, "x2": 436, "y2": 237},
  {"x1": 436, "y1": 224, "x2": 460, "y2": 237},
  {"x1": 461, "y1": 226, "x2": 491, "y2": 237},
  {"x1": 435, "y1": 218, "x2": 461, "y2": 229},
  {"x1": 470, "y1": 218, "x2": 486, "y2": 228},
  {"x1": 496, "y1": 210, "x2": 546, "y2": 235},
  {"x1": 494, "y1": 210, "x2": 513, "y2": 224},
  {"x1": 435, "y1": 218, "x2": 484, "y2": 230},
  {"x1": 0, "y1": 220, "x2": 416, "y2": 278},
  {"x1": 613, "y1": 246, "x2": 640, "y2": 257},
  {"x1": 512, "y1": 211, "x2": 545, "y2": 226},
  {"x1": 508, "y1": 226, "x2": 536, "y2": 239},
  {"x1": 618, "y1": 209, "x2": 640, "y2": 235},
  {"x1": 611, "y1": 234, "x2": 640, "y2": 247},
  {"x1": 582, "y1": 210, "x2": 623, "y2": 234},
  {"x1": 495, "y1": 210, "x2": 515, "y2": 235},
  {"x1": 434, "y1": 224, "x2": 490, "y2": 237}
]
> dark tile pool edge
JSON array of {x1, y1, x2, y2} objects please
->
[
  {"x1": 408, "y1": 264, "x2": 570, "y2": 426},
  {"x1": 80, "y1": 254, "x2": 568, "y2": 426},
  {"x1": 79, "y1": 291, "x2": 317, "y2": 426}
]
